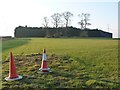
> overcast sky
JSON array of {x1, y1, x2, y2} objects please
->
[{"x1": 0, "y1": 0, "x2": 119, "y2": 38}]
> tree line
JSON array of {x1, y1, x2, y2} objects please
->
[
  {"x1": 42, "y1": 11, "x2": 91, "y2": 29},
  {"x1": 14, "y1": 11, "x2": 112, "y2": 38},
  {"x1": 15, "y1": 26, "x2": 81, "y2": 38},
  {"x1": 14, "y1": 26, "x2": 112, "y2": 38}
]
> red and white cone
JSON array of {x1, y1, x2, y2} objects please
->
[
  {"x1": 5, "y1": 52, "x2": 22, "y2": 81},
  {"x1": 39, "y1": 49, "x2": 51, "y2": 73}
]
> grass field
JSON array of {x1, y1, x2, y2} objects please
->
[
  {"x1": 0, "y1": 39, "x2": 2, "y2": 89},
  {"x1": 2, "y1": 38, "x2": 119, "y2": 89}
]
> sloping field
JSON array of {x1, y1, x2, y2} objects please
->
[{"x1": 2, "y1": 38, "x2": 119, "y2": 89}]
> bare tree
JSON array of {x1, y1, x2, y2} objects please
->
[
  {"x1": 84, "y1": 13, "x2": 91, "y2": 29},
  {"x1": 78, "y1": 13, "x2": 84, "y2": 29},
  {"x1": 42, "y1": 17, "x2": 49, "y2": 28},
  {"x1": 78, "y1": 20, "x2": 84, "y2": 29},
  {"x1": 62, "y1": 11, "x2": 73, "y2": 27},
  {"x1": 78, "y1": 13, "x2": 91, "y2": 29},
  {"x1": 51, "y1": 13, "x2": 62, "y2": 28}
]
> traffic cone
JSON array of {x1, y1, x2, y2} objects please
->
[
  {"x1": 5, "y1": 52, "x2": 22, "y2": 81},
  {"x1": 39, "y1": 49, "x2": 51, "y2": 73}
]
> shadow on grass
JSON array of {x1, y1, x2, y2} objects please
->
[{"x1": 2, "y1": 38, "x2": 31, "y2": 52}]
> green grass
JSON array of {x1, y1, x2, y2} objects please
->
[
  {"x1": 2, "y1": 38, "x2": 119, "y2": 89},
  {"x1": 0, "y1": 39, "x2": 2, "y2": 89}
]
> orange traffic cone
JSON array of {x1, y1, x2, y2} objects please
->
[
  {"x1": 39, "y1": 49, "x2": 51, "y2": 73},
  {"x1": 5, "y1": 52, "x2": 22, "y2": 81}
]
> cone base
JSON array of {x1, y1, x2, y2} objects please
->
[
  {"x1": 5, "y1": 75, "x2": 23, "y2": 81},
  {"x1": 39, "y1": 68, "x2": 52, "y2": 74}
]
